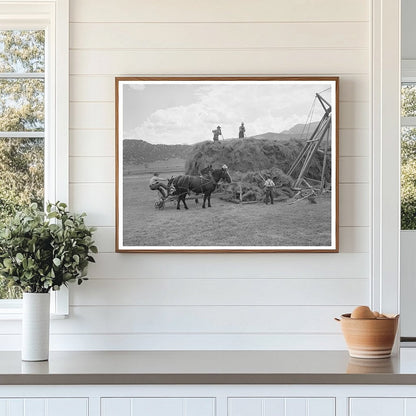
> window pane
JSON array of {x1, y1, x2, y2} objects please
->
[
  {"x1": 0, "y1": 78, "x2": 44, "y2": 131},
  {"x1": 0, "y1": 137, "x2": 44, "y2": 217},
  {"x1": 0, "y1": 30, "x2": 45, "y2": 73},
  {"x1": 0, "y1": 138, "x2": 44, "y2": 300},
  {"x1": 0, "y1": 284, "x2": 22, "y2": 300},
  {"x1": 401, "y1": 127, "x2": 416, "y2": 230},
  {"x1": 402, "y1": 83, "x2": 416, "y2": 117}
]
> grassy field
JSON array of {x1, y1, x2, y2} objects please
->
[{"x1": 123, "y1": 170, "x2": 332, "y2": 247}]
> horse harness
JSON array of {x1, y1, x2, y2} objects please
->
[{"x1": 176, "y1": 173, "x2": 216, "y2": 196}]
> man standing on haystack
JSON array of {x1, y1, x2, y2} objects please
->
[
  {"x1": 239, "y1": 122, "x2": 245, "y2": 138},
  {"x1": 264, "y1": 176, "x2": 275, "y2": 205},
  {"x1": 212, "y1": 125, "x2": 222, "y2": 141}
]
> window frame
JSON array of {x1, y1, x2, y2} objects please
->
[
  {"x1": 371, "y1": 0, "x2": 401, "y2": 320},
  {"x1": 401, "y1": 61, "x2": 416, "y2": 232},
  {"x1": 0, "y1": 0, "x2": 69, "y2": 316}
]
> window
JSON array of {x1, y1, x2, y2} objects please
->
[
  {"x1": 0, "y1": 29, "x2": 45, "y2": 300},
  {"x1": 0, "y1": 0, "x2": 69, "y2": 314},
  {"x1": 401, "y1": 78, "x2": 416, "y2": 229}
]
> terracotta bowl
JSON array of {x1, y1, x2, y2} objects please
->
[{"x1": 337, "y1": 313, "x2": 399, "y2": 359}]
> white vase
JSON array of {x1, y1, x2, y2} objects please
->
[{"x1": 22, "y1": 292, "x2": 50, "y2": 361}]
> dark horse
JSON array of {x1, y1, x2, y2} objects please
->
[{"x1": 170, "y1": 166, "x2": 232, "y2": 210}]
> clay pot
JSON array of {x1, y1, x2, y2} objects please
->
[{"x1": 337, "y1": 313, "x2": 399, "y2": 359}]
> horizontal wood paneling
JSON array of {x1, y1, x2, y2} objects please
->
[
  {"x1": 70, "y1": 278, "x2": 368, "y2": 306},
  {"x1": 69, "y1": 130, "x2": 114, "y2": 157},
  {"x1": 339, "y1": 184, "x2": 369, "y2": 227},
  {"x1": 339, "y1": 227, "x2": 369, "y2": 253},
  {"x1": 70, "y1": 49, "x2": 368, "y2": 76},
  {"x1": 338, "y1": 129, "x2": 369, "y2": 157},
  {"x1": 339, "y1": 102, "x2": 369, "y2": 129},
  {"x1": 60, "y1": 0, "x2": 372, "y2": 351},
  {"x1": 0, "y1": 306, "x2": 356, "y2": 335},
  {"x1": 70, "y1": 157, "x2": 114, "y2": 183},
  {"x1": 69, "y1": 183, "x2": 114, "y2": 226},
  {"x1": 69, "y1": 0, "x2": 369, "y2": 23},
  {"x1": 339, "y1": 157, "x2": 369, "y2": 183},
  {"x1": 91, "y1": 226, "x2": 369, "y2": 254},
  {"x1": 90, "y1": 227, "x2": 115, "y2": 253},
  {"x1": 69, "y1": 74, "x2": 369, "y2": 103},
  {"x1": 70, "y1": 76, "x2": 115, "y2": 102},
  {"x1": 58, "y1": 305, "x2": 355, "y2": 334},
  {"x1": 0, "y1": 333, "x2": 347, "y2": 350},
  {"x1": 70, "y1": 102, "x2": 113, "y2": 129},
  {"x1": 86, "y1": 253, "x2": 369, "y2": 279},
  {"x1": 70, "y1": 22, "x2": 368, "y2": 50},
  {"x1": 69, "y1": 102, "x2": 369, "y2": 130}
]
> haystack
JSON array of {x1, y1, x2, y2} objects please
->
[
  {"x1": 185, "y1": 137, "x2": 329, "y2": 181},
  {"x1": 185, "y1": 137, "x2": 329, "y2": 203}
]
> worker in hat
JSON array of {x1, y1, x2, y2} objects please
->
[
  {"x1": 264, "y1": 175, "x2": 275, "y2": 205},
  {"x1": 212, "y1": 125, "x2": 222, "y2": 141},
  {"x1": 239, "y1": 122, "x2": 245, "y2": 138}
]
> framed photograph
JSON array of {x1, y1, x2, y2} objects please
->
[{"x1": 116, "y1": 77, "x2": 339, "y2": 253}]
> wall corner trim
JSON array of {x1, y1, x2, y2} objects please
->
[{"x1": 371, "y1": 0, "x2": 401, "y2": 315}]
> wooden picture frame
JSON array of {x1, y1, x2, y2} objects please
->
[{"x1": 115, "y1": 76, "x2": 339, "y2": 253}]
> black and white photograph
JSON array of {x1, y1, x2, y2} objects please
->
[{"x1": 116, "y1": 77, "x2": 338, "y2": 252}]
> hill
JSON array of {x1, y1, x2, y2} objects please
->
[
  {"x1": 123, "y1": 120, "x2": 323, "y2": 166},
  {"x1": 279, "y1": 121, "x2": 320, "y2": 135},
  {"x1": 123, "y1": 139, "x2": 191, "y2": 165},
  {"x1": 251, "y1": 132, "x2": 293, "y2": 141}
]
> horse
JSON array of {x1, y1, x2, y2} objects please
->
[{"x1": 170, "y1": 166, "x2": 232, "y2": 210}]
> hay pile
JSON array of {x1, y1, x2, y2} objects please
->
[
  {"x1": 220, "y1": 167, "x2": 294, "y2": 203},
  {"x1": 185, "y1": 137, "x2": 329, "y2": 181},
  {"x1": 184, "y1": 137, "x2": 329, "y2": 203}
]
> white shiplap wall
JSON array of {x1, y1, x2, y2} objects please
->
[{"x1": 57, "y1": 0, "x2": 371, "y2": 350}]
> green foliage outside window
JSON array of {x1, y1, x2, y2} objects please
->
[
  {"x1": 401, "y1": 128, "x2": 416, "y2": 229},
  {"x1": 401, "y1": 84, "x2": 416, "y2": 229},
  {"x1": 0, "y1": 30, "x2": 45, "y2": 299}
]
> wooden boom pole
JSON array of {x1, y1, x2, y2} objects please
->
[{"x1": 287, "y1": 93, "x2": 332, "y2": 190}]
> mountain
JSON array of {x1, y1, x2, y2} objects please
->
[
  {"x1": 279, "y1": 121, "x2": 320, "y2": 136},
  {"x1": 123, "y1": 139, "x2": 191, "y2": 164},
  {"x1": 251, "y1": 132, "x2": 291, "y2": 141},
  {"x1": 250, "y1": 121, "x2": 321, "y2": 141}
]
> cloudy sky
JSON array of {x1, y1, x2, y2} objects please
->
[{"x1": 122, "y1": 81, "x2": 333, "y2": 145}]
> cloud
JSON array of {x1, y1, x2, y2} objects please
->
[
  {"x1": 126, "y1": 84, "x2": 145, "y2": 91},
  {"x1": 126, "y1": 83, "x2": 331, "y2": 144}
]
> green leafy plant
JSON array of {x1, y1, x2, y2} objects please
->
[{"x1": 0, "y1": 202, "x2": 97, "y2": 293}]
